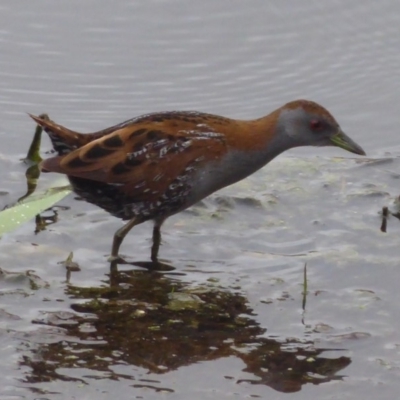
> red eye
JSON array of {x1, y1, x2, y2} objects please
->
[{"x1": 310, "y1": 120, "x2": 322, "y2": 131}]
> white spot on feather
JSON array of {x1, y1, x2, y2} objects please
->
[{"x1": 159, "y1": 147, "x2": 168, "y2": 157}]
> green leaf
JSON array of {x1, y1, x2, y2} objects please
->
[
  {"x1": 0, "y1": 182, "x2": 71, "y2": 237},
  {"x1": 23, "y1": 113, "x2": 49, "y2": 163}
]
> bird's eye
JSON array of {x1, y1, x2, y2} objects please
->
[{"x1": 310, "y1": 119, "x2": 322, "y2": 131}]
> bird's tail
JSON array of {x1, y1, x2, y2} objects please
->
[{"x1": 29, "y1": 114, "x2": 95, "y2": 156}]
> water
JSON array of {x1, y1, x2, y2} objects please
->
[{"x1": 1, "y1": 1, "x2": 400, "y2": 399}]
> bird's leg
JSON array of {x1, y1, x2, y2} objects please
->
[
  {"x1": 110, "y1": 217, "x2": 140, "y2": 261},
  {"x1": 151, "y1": 219, "x2": 165, "y2": 262}
]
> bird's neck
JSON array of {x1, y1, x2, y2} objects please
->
[
  {"x1": 199, "y1": 112, "x2": 293, "y2": 193},
  {"x1": 224, "y1": 110, "x2": 292, "y2": 174}
]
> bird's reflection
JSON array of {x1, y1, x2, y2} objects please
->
[{"x1": 21, "y1": 263, "x2": 351, "y2": 394}]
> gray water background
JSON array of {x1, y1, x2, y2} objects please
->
[{"x1": 1, "y1": 1, "x2": 400, "y2": 399}]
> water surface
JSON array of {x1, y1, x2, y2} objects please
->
[{"x1": 1, "y1": 1, "x2": 400, "y2": 399}]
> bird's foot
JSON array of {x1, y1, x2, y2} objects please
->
[{"x1": 107, "y1": 254, "x2": 126, "y2": 263}]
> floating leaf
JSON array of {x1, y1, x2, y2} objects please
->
[{"x1": 0, "y1": 182, "x2": 71, "y2": 237}]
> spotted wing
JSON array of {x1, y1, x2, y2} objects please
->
[{"x1": 41, "y1": 123, "x2": 227, "y2": 202}]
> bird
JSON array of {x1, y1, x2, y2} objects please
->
[{"x1": 29, "y1": 100, "x2": 366, "y2": 262}]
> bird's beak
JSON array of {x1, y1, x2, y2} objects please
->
[{"x1": 330, "y1": 129, "x2": 366, "y2": 156}]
